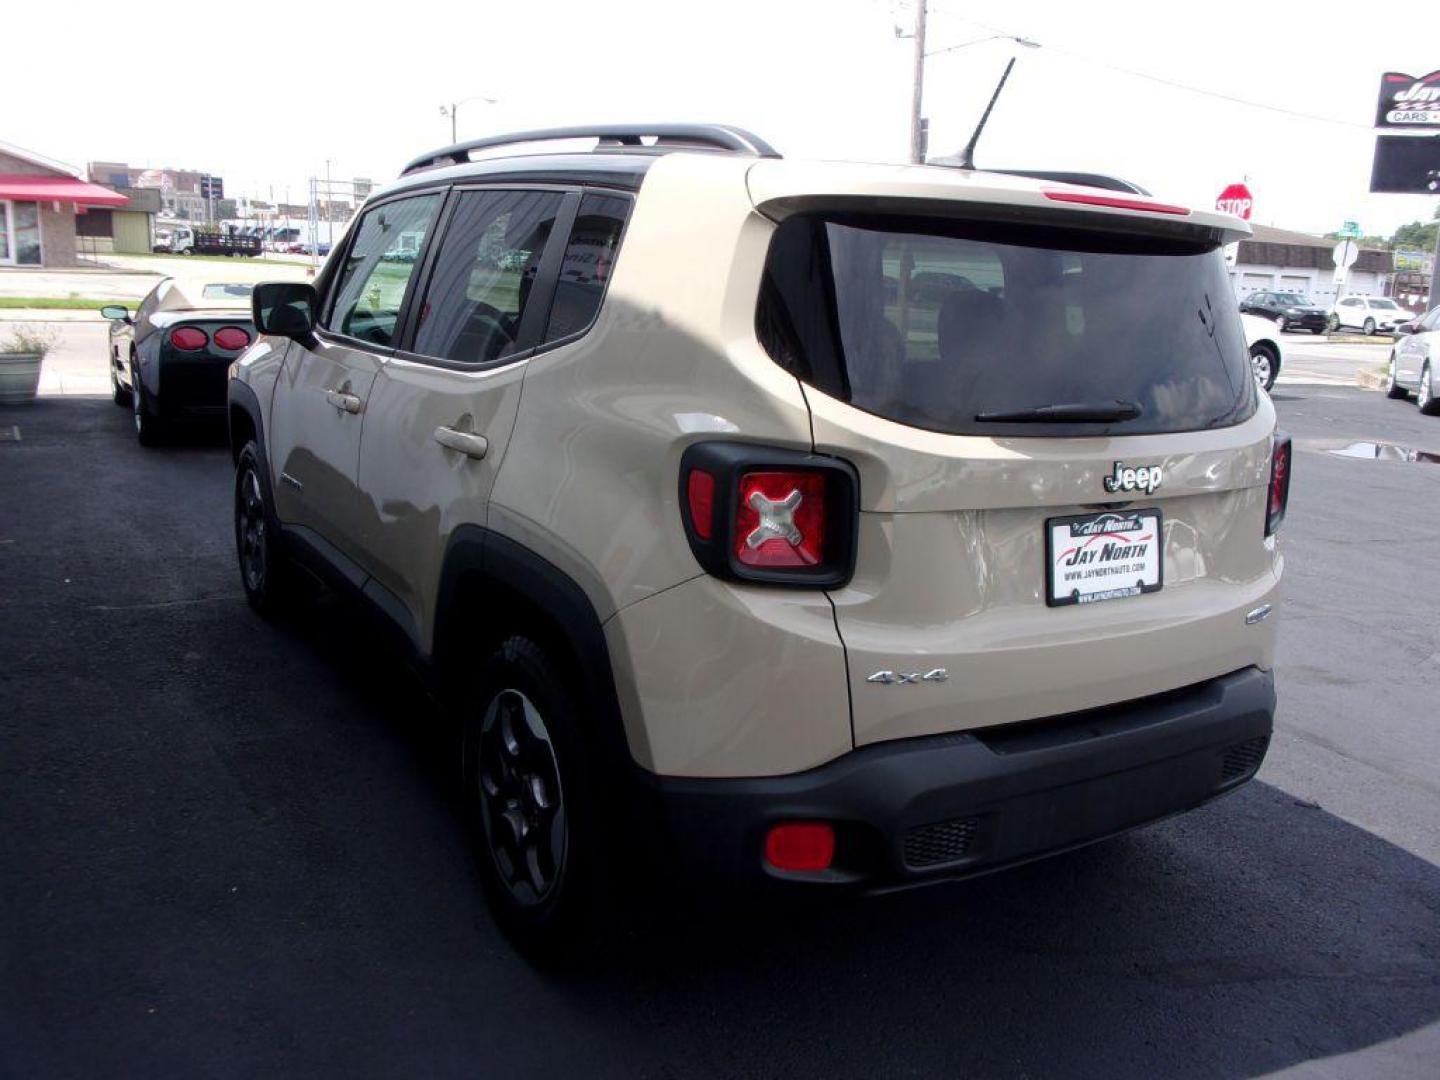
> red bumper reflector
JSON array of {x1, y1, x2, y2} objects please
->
[
  {"x1": 765, "y1": 822, "x2": 835, "y2": 872},
  {"x1": 1042, "y1": 190, "x2": 1191, "y2": 216}
]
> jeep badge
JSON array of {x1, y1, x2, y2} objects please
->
[{"x1": 1104, "y1": 462, "x2": 1163, "y2": 494}]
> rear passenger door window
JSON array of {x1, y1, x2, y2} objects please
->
[
  {"x1": 411, "y1": 189, "x2": 565, "y2": 365},
  {"x1": 542, "y1": 193, "x2": 631, "y2": 343},
  {"x1": 326, "y1": 195, "x2": 441, "y2": 347}
]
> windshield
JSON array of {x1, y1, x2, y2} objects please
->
[
  {"x1": 1274, "y1": 293, "x2": 1310, "y2": 305},
  {"x1": 202, "y1": 283, "x2": 253, "y2": 299},
  {"x1": 757, "y1": 213, "x2": 1255, "y2": 437}
]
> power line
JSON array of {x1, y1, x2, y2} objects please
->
[{"x1": 923, "y1": 6, "x2": 1371, "y2": 131}]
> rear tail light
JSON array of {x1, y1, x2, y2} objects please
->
[
  {"x1": 679, "y1": 443, "x2": 858, "y2": 587},
  {"x1": 1266, "y1": 432, "x2": 1292, "y2": 536},
  {"x1": 735, "y1": 471, "x2": 826, "y2": 568},
  {"x1": 169, "y1": 326, "x2": 208, "y2": 351},
  {"x1": 764, "y1": 822, "x2": 835, "y2": 872},
  {"x1": 213, "y1": 326, "x2": 252, "y2": 351}
]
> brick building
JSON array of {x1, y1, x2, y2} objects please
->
[{"x1": 1, "y1": 140, "x2": 128, "y2": 267}]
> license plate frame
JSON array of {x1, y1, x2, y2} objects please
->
[{"x1": 1045, "y1": 508, "x2": 1164, "y2": 608}]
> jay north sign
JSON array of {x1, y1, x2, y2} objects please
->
[{"x1": 1376, "y1": 70, "x2": 1440, "y2": 128}]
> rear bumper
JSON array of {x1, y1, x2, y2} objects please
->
[{"x1": 638, "y1": 667, "x2": 1274, "y2": 894}]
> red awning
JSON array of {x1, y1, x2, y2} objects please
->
[{"x1": 0, "y1": 175, "x2": 129, "y2": 207}]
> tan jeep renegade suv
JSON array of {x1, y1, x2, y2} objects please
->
[{"x1": 229, "y1": 124, "x2": 1288, "y2": 950}]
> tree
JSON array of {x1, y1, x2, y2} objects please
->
[{"x1": 1391, "y1": 209, "x2": 1438, "y2": 253}]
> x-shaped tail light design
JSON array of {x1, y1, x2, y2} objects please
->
[{"x1": 745, "y1": 488, "x2": 804, "y2": 549}]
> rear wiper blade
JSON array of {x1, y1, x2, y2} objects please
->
[{"x1": 975, "y1": 400, "x2": 1142, "y2": 423}]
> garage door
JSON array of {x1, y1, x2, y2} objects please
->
[
  {"x1": 1280, "y1": 275, "x2": 1310, "y2": 293},
  {"x1": 1241, "y1": 273, "x2": 1272, "y2": 291}
]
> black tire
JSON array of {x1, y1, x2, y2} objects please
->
[
  {"x1": 1363, "y1": 318, "x2": 1376, "y2": 336},
  {"x1": 234, "y1": 441, "x2": 296, "y2": 615},
  {"x1": 463, "y1": 635, "x2": 610, "y2": 961},
  {"x1": 1310, "y1": 327, "x2": 1325, "y2": 336},
  {"x1": 1386, "y1": 353, "x2": 1408, "y2": 399},
  {"x1": 1419, "y1": 364, "x2": 1440, "y2": 416},
  {"x1": 1249, "y1": 343, "x2": 1278, "y2": 392},
  {"x1": 131, "y1": 361, "x2": 166, "y2": 446}
]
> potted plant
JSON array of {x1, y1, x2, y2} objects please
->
[{"x1": 0, "y1": 324, "x2": 57, "y2": 405}]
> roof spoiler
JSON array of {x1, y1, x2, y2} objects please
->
[{"x1": 401, "y1": 124, "x2": 780, "y2": 176}]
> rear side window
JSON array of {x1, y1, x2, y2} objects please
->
[
  {"x1": 542, "y1": 193, "x2": 630, "y2": 343},
  {"x1": 412, "y1": 189, "x2": 564, "y2": 365},
  {"x1": 328, "y1": 195, "x2": 441, "y2": 347},
  {"x1": 757, "y1": 214, "x2": 1255, "y2": 437}
]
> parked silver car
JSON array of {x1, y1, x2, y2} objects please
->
[{"x1": 1386, "y1": 306, "x2": 1440, "y2": 414}]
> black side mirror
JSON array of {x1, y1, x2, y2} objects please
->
[
  {"x1": 253, "y1": 281, "x2": 319, "y2": 341},
  {"x1": 1395, "y1": 322, "x2": 1415, "y2": 335},
  {"x1": 100, "y1": 304, "x2": 131, "y2": 323}
]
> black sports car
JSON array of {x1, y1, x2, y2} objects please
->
[
  {"x1": 1238, "y1": 290, "x2": 1328, "y2": 334},
  {"x1": 102, "y1": 278, "x2": 257, "y2": 445}
]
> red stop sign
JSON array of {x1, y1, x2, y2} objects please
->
[{"x1": 1215, "y1": 183, "x2": 1253, "y2": 220}]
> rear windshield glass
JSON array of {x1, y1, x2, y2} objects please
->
[{"x1": 757, "y1": 214, "x2": 1255, "y2": 437}]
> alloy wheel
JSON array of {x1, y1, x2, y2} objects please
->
[
  {"x1": 236, "y1": 467, "x2": 268, "y2": 592},
  {"x1": 1251, "y1": 349, "x2": 1272, "y2": 390},
  {"x1": 476, "y1": 688, "x2": 567, "y2": 907}
]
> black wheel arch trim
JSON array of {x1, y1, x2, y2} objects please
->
[{"x1": 435, "y1": 526, "x2": 633, "y2": 772}]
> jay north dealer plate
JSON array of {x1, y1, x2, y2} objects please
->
[{"x1": 1046, "y1": 509, "x2": 1163, "y2": 607}]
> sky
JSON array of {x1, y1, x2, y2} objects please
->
[{"x1": 5, "y1": 0, "x2": 1436, "y2": 238}]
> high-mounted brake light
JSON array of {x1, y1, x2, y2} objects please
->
[
  {"x1": 213, "y1": 326, "x2": 252, "y2": 351},
  {"x1": 1042, "y1": 190, "x2": 1191, "y2": 216},
  {"x1": 169, "y1": 327, "x2": 208, "y2": 351},
  {"x1": 1266, "y1": 433, "x2": 1292, "y2": 536},
  {"x1": 678, "y1": 443, "x2": 859, "y2": 588}
]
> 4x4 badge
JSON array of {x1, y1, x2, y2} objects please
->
[
  {"x1": 866, "y1": 669, "x2": 949, "y2": 685},
  {"x1": 1104, "y1": 461, "x2": 1163, "y2": 494}
]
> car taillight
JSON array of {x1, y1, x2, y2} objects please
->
[
  {"x1": 1266, "y1": 432, "x2": 1291, "y2": 536},
  {"x1": 213, "y1": 326, "x2": 252, "y2": 351},
  {"x1": 686, "y1": 469, "x2": 715, "y2": 540},
  {"x1": 735, "y1": 471, "x2": 826, "y2": 568},
  {"x1": 679, "y1": 443, "x2": 858, "y2": 587},
  {"x1": 169, "y1": 327, "x2": 208, "y2": 351}
]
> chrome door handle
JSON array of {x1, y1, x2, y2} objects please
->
[
  {"x1": 434, "y1": 426, "x2": 489, "y2": 459},
  {"x1": 325, "y1": 389, "x2": 362, "y2": 414}
]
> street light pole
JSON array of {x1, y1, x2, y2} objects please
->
[
  {"x1": 439, "y1": 95, "x2": 498, "y2": 145},
  {"x1": 908, "y1": 1, "x2": 928, "y2": 165}
]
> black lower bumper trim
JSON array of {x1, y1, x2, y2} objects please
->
[{"x1": 637, "y1": 667, "x2": 1275, "y2": 894}]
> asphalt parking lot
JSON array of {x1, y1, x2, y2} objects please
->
[{"x1": 2, "y1": 381, "x2": 1439, "y2": 1078}]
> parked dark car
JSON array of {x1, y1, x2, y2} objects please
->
[
  {"x1": 102, "y1": 278, "x2": 257, "y2": 445},
  {"x1": 1238, "y1": 290, "x2": 1328, "y2": 334}
]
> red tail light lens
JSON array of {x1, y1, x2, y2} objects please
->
[
  {"x1": 213, "y1": 326, "x2": 252, "y2": 351},
  {"x1": 686, "y1": 469, "x2": 715, "y2": 540},
  {"x1": 735, "y1": 470, "x2": 827, "y2": 567},
  {"x1": 1266, "y1": 432, "x2": 1291, "y2": 536},
  {"x1": 764, "y1": 822, "x2": 835, "y2": 872},
  {"x1": 169, "y1": 327, "x2": 208, "y2": 351}
]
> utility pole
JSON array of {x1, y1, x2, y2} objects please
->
[
  {"x1": 908, "y1": 0, "x2": 928, "y2": 164},
  {"x1": 324, "y1": 159, "x2": 334, "y2": 248}
]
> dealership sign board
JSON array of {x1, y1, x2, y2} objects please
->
[{"x1": 1376, "y1": 71, "x2": 1440, "y2": 127}]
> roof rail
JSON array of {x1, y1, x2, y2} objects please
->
[
  {"x1": 987, "y1": 169, "x2": 1151, "y2": 196},
  {"x1": 401, "y1": 124, "x2": 781, "y2": 176}
]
